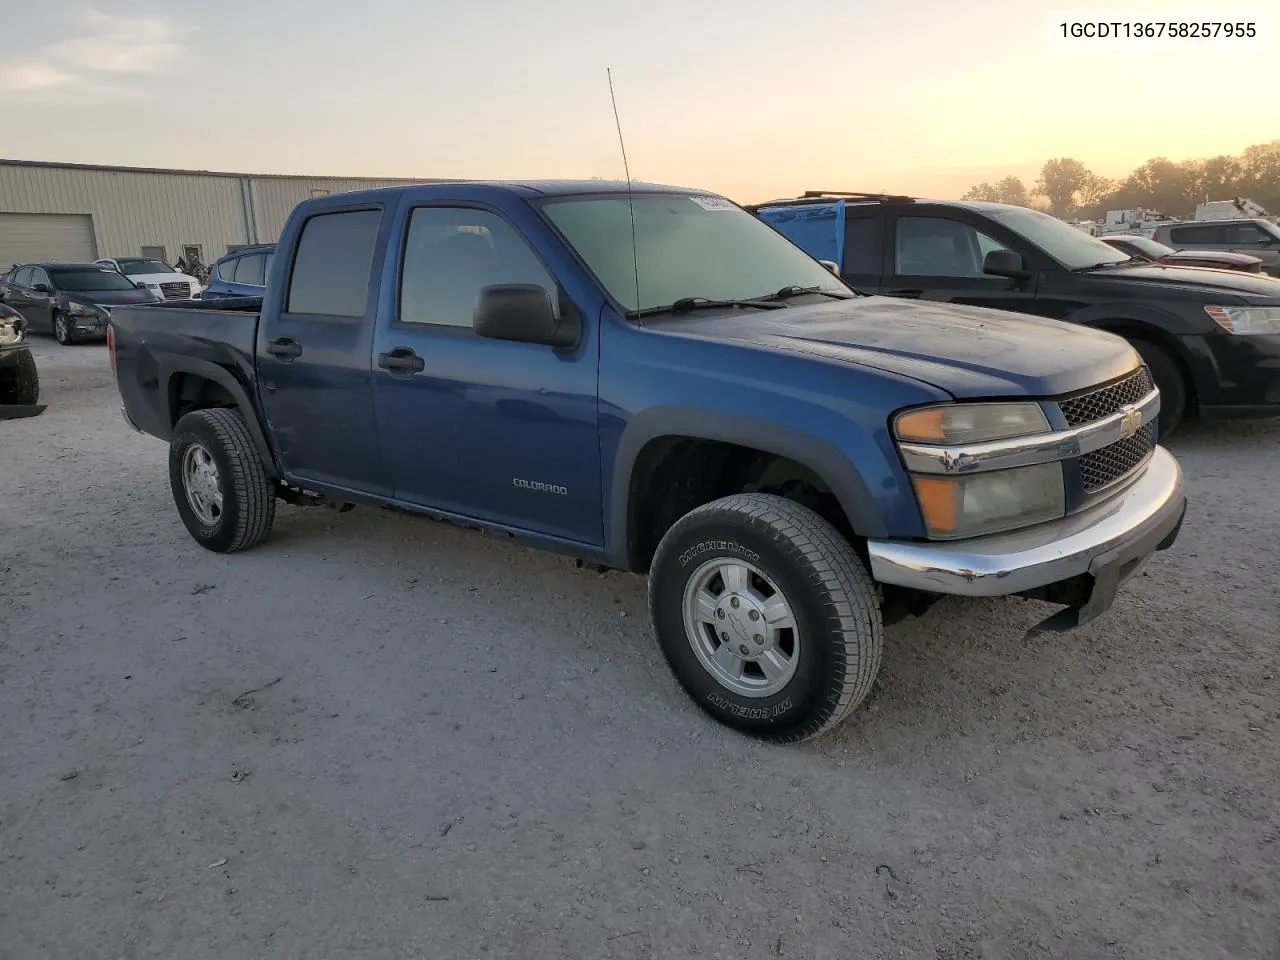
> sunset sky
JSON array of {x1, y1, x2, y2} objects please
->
[{"x1": 1, "y1": 1, "x2": 1274, "y2": 203}]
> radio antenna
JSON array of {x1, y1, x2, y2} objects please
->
[{"x1": 607, "y1": 67, "x2": 641, "y2": 315}]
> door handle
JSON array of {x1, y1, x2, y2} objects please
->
[
  {"x1": 266, "y1": 337, "x2": 302, "y2": 360},
  {"x1": 378, "y1": 347, "x2": 425, "y2": 374}
]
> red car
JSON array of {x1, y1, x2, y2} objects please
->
[{"x1": 1100, "y1": 234, "x2": 1266, "y2": 273}]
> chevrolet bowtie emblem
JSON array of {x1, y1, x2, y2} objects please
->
[{"x1": 1119, "y1": 405, "x2": 1141, "y2": 439}]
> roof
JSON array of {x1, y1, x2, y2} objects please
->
[
  {"x1": 293, "y1": 179, "x2": 722, "y2": 210},
  {"x1": 18, "y1": 261, "x2": 113, "y2": 269},
  {"x1": 0, "y1": 157, "x2": 461, "y2": 184}
]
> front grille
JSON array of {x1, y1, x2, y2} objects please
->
[
  {"x1": 160, "y1": 282, "x2": 191, "y2": 300},
  {"x1": 1080, "y1": 423, "x2": 1154, "y2": 492},
  {"x1": 1057, "y1": 367, "x2": 1153, "y2": 427}
]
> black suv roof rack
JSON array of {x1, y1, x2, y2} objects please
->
[
  {"x1": 744, "y1": 190, "x2": 916, "y2": 212},
  {"x1": 801, "y1": 190, "x2": 916, "y2": 202}
]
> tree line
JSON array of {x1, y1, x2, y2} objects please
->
[{"x1": 961, "y1": 140, "x2": 1280, "y2": 220}]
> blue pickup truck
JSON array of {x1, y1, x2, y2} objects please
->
[{"x1": 109, "y1": 180, "x2": 1187, "y2": 743}]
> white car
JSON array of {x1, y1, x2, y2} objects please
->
[{"x1": 94, "y1": 258, "x2": 203, "y2": 300}]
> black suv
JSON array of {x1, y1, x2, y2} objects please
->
[{"x1": 750, "y1": 191, "x2": 1280, "y2": 433}]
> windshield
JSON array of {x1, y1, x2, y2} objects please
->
[
  {"x1": 984, "y1": 206, "x2": 1131, "y2": 270},
  {"x1": 1120, "y1": 235, "x2": 1175, "y2": 258},
  {"x1": 541, "y1": 193, "x2": 849, "y2": 313},
  {"x1": 116, "y1": 259, "x2": 175, "y2": 275},
  {"x1": 1259, "y1": 220, "x2": 1280, "y2": 241},
  {"x1": 51, "y1": 268, "x2": 141, "y2": 292}
]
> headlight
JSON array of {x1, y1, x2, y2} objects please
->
[
  {"x1": 0, "y1": 319, "x2": 22, "y2": 346},
  {"x1": 1204, "y1": 305, "x2": 1280, "y2": 335},
  {"x1": 894, "y1": 401, "x2": 1064, "y2": 539},
  {"x1": 894, "y1": 401, "x2": 1050, "y2": 444},
  {"x1": 68, "y1": 302, "x2": 99, "y2": 317},
  {"x1": 912, "y1": 463, "x2": 1066, "y2": 539}
]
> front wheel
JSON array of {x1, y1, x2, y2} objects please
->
[
  {"x1": 169, "y1": 408, "x2": 276, "y2": 553},
  {"x1": 1129, "y1": 339, "x2": 1186, "y2": 437},
  {"x1": 648, "y1": 493, "x2": 883, "y2": 743},
  {"x1": 53, "y1": 313, "x2": 74, "y2": 345}
]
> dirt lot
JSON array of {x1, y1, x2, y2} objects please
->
[{"x1": 1, "y1": 340, "x2": 1277, "y2": 960}]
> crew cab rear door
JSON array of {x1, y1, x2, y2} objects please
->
[
  {"x1": 256, "y1": 204, "x2": 392, "y2": 497},
  {"x1": 370, "y1": 198, "x2": 602, "y2": 545}
]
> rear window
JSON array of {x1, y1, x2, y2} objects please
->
[{"x1": 286, "y1": 210, "x2": 382, "y2": 317}]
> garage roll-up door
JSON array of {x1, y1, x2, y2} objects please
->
[{"x1": 0, "y1": 213, "x2": 97, "y2": 269}]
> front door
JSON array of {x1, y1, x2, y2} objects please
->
[
  {"x1": 12, "y1": 267, "x2": 57, "y2": 332},
  {"x1": 255, "y1": 205, "x2": 391, "y2": 497},
  {"x1": 372, "y1": 203, "x2": 602, "y2": 545},
  {"x1": 881, "y1": 213, "x2": 1043, "y2": 315}
]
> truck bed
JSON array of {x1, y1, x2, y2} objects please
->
[{"x1": 111, "y1": 297, "x2": 265, "y2": 443}]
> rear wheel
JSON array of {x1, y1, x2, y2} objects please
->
[
  {"x1": 648, "y1": 493, "x2": 883, "y2": 743},
  {"x1": 169, "y1": 408, "x2": 276, "y2": 553},
  {"x1": 1129, "y1": 339, "x2": 1186, "y2": 437},
  {"x1": 53, "y1": 313, "x2": 74, "y2": 346}
]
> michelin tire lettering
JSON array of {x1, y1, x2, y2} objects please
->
[{"x1": 678, "y1": 540, "x2": 761, "y2": 567}]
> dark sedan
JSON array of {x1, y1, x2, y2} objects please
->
[
  {"x1": 0, "y1": 262, "x2": 160, "y2": 345},
  {"x1": 1100, "y1": 234, "x2": 1266, "y2": 274}
]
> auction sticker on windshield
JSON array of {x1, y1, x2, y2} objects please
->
[{"x1": 688, "y1": 195, "x2": 737, "y2": 211}]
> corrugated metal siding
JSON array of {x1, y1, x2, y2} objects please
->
[
  {"x1": 248, "y1": 178, "x2": 423, "y2": 242},
  {"x1": 0, "y1": 164, "x2": 249, "y2": 262},
  {"x1": 0, "y1": 162, "x2": 444, "y2": 264}
]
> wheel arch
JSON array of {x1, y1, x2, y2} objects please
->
[
  {"x1": 608, "y1": 407, "x2": 890, "y2": 572},
  {"x1": 159, "y1": 355, "x2": 278, "y2": 477}
]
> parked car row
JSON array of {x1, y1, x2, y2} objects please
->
[
  {"x1": 749, "y1": 191, "x2": 1280, "y2": 435},
  {"x1": 0, "y1": 262, "x2": 161, "y2": 344}
]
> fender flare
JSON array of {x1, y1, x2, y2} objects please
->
[
  {"x1": 157, "y1": 354, "x2": 278, "y2": 477},
  {"x1": 607, "y1": 406, "x2": 889, "y2": 568}
]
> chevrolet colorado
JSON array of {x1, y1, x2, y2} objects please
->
[{"x1": 110, "y1": 181, "x2": 1187, "y2": 743}]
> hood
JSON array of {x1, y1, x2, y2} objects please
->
[
  {"x1": 64, "y1": 288, "x2": 161, "y2": 308},
  {"x1": 1083, "y1": 261, "x2": 1280, "y2": 296},
  {"x1": 645, "y1": 296, "x2": 1140, "y2": 399},
  {"x1": 1161, "y1": 250, "x2": 1261, "y2": 267},
  {"x1": 126, "y1": 272, "x2": 200, "y2": 288}
]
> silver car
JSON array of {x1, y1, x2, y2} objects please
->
[{"x1": 1152, "y1": 219, "x2": 1280, "y2": 275}]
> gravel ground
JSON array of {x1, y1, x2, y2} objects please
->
[{"x1": 2, "y1": 340, "x2": 1278, "y2": 960}]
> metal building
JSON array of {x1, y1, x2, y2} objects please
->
[{"x1": 0, "y1": 159, "x2": 453, "y2": 269}]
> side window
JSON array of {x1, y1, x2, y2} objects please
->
[
  {"x1": 13, "y1": 267, "x2": 32, "y2": 286},
  {"x1": 399, "y1": 207, "x2": 556, "y2": 328},
  {"x1": 30, "y1": 268, "x2": 51, "y2": 288},
  {"x1": 842, "y1": 217, "x2": 881, "y2": 275},
  {"x1": 1170, "y1": 224, "x2": 1221, "y2": 244},
  {"x1": 234, "y1": 254, "x2": 265, "y2": 285},
  {"x1": 1227, "y1": 223, "x2": 1266, "y2": 244},
  {"x1": 895, "y1": 216, "x2": 1006, "y2": 278},
  {"x1": 286, "y1": 209, "x2": 383, "y2": 317},
  {"x1": 217, "y1": 258, "x2": 237, "y2": 281}
]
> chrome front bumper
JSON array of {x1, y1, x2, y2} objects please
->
[{"x1": 868, "y1": 446, "x2": 1186, "y2": 628}]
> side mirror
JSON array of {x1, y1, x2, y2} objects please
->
[
  {"x1": 818, "y1": 259, "x2": 840, "y2": 275},
  {"x1": 31, "y1": 283, "x2": 52, "y2": 294},
  {"x1": 983, "y1": 249, "x2": 1030, "y2": 280},
  {"x1": 474, "y1": 284, "x2": 579, "y2": 349}
]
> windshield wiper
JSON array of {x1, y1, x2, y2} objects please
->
[
  {"x1": 767, "y1": 284, "x2": 855, "y2": 301},
  {"x1": 632, "y1": 296, "x2": 788, "y2": 318},
  {"x1": 1074, "y1": 257, "x2": 1140, "y2": 271}
]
